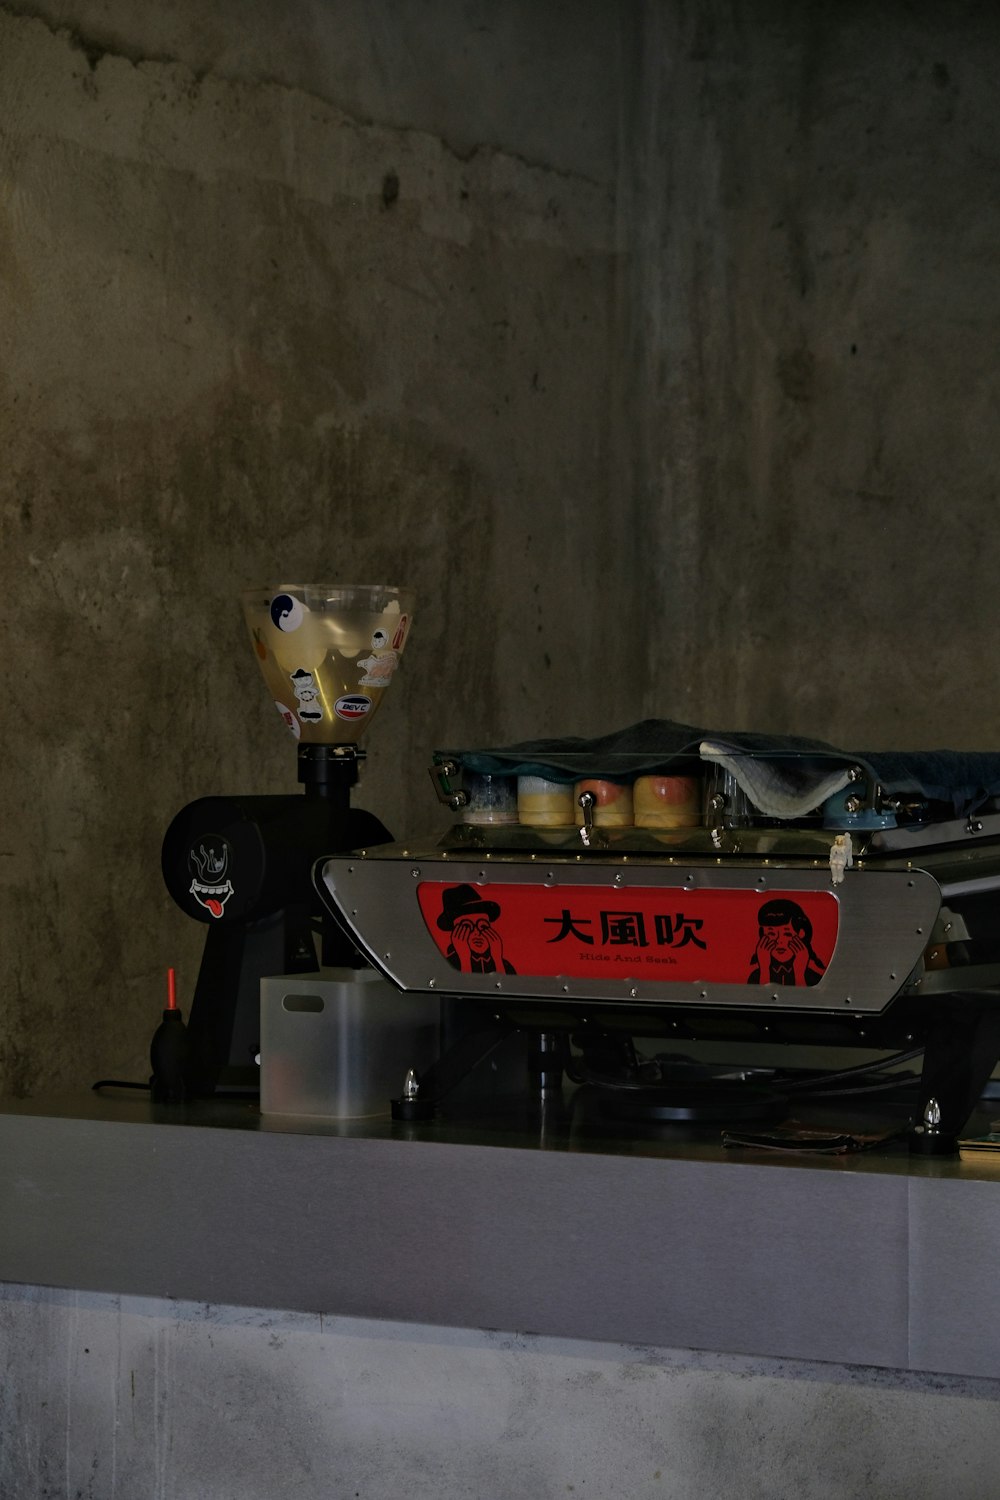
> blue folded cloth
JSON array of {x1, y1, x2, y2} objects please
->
[{"x1": 437, "y1": 719, "x2": 1000, "y2": 819}]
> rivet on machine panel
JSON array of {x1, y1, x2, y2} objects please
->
[{"x1": 411, "y1": 868, "x2": 420, "y2": 878}]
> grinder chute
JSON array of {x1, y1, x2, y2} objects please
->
[{"x1": 161, "y1": 583, "x2": 415, "y2": 1095}]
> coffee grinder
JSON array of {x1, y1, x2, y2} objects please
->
[{"x1": 161, "y1": 583, "x2": 415, "y2": 1095}]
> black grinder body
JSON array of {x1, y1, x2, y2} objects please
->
[{"x1": 161, "y1": 792, "x2": 391, "y2": 1094}]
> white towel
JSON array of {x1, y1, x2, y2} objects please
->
[{"x1": 700, "y1": 740, "x2": 854, "y2": 820}]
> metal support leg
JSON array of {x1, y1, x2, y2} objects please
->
[{"x1": 910, "y1": 992, "x2": 1000, "y2": 1154}]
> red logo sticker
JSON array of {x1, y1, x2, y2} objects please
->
[{"x1": 417, "y1": 882, "x2": 838, "y2": 986}]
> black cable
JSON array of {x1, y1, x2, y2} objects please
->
[
  {"x1": 569, "y1": 1041, "x2": 927, "y2": 1101},
  {"x1": 787, "y1": 1073, "x2": 922, "y2": 1099},
  {"x1": 775, "y1": 1047, "x2": 924, "y2": 1094},
  {"x1": 91, "y1": 1078, "x2": 260, "y2": 1101}
]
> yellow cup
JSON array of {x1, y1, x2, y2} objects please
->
[{"x1": 518, "y1": 776, "x2": 576, "y2": 827}]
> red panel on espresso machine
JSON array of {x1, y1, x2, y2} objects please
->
[{"x1": 417, "y1": 881, "x2": 839, "y2": 986}]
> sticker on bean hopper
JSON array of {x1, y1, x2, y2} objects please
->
[
  {"x1": 417, "y1": 882, "x2": 838, "y2": 985},
  {"x1": 334, "y1": 693, "x2": 372, "y2": 721},
  {"x1": 290, "y1": 668, "x2": 323, "y2": 722},
  {"x1": 357, "y1": 648, "x2": 399, "y2": 687},
  {"x1": 269, "y1": 593, "x2": 305, "y2": 632},
  {"x1": 274, "y1": 701, "x2": 301, "y2": 739}
]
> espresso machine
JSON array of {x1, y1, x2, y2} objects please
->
[
  {"x1": 162, "y1": 587, "x2": 1000, "y2": 1152},
  {"x1": 313, "y1": 727, "x2": 1000, "y2": 1153},
  {"x1": 161, "y1": 583, "x2": 414, "y2": 1095}
]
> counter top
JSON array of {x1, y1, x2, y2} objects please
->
[{"x1": 2, "y1": 1091, "x2": 1000, "y2": 1378}]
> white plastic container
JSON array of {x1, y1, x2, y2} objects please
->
[{"x1": 260, "y1": 968, "x2": 439, "y2": 1119}]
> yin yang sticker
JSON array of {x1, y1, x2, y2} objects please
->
[{"x1": 269, "y1": 593, "x2": 305, "y2": 632}]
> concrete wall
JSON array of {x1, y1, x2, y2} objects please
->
[
  {"x1": 6, "y1": 3, "x2": 1000, "y2": 1495},
  {"x1": 8, "y1": 0, "x2": 999, "y2": 1096},
  {"x1": 0, "y1": 0, "x2": 631, "y2": 1095},
  {"x1": 4, "y1": 1286, "x2": 1000, "y2": 1500},
  {"x1": 631, "y1": 0, "x2": 1000, "y2": 741}
]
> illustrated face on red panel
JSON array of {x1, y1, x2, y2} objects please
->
[
  {"x1": 748, "y1": 899, "x2": 828, "y2": 987},
  {"x1": 436, "y1": 884, "x2": 517, "y2": 976}
]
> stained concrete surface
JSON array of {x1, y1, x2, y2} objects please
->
[
  {"x1": 631, "y1": 1, "x2": 1000, "y2": 742},
  {"x1": 6, "y1": 0, "x2": 999, "y2": 1096},
  {"x1": 3, "y1": 1286, "x2": 1000, "y2": 1500},
  {"x1": 0, "y1": 0, "x2": 631, "y2": 1096}
]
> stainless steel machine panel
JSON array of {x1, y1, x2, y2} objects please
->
[{"x1": 319, "y1": 850, "x2": 941, "y2": 1015}]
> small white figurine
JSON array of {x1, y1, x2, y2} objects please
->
[{"x1": 829, "y1": 832, "x2": 854, "y2": 886}]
